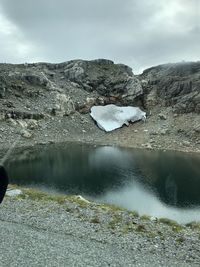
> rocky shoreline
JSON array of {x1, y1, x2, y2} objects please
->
[
  {"x1": 0, "y1": 107, "x2": 199, "y2": 157},
  {"x1": 0, "y1": 188, "x2": 200, "y2": 266}
]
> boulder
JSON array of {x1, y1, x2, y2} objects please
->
[
  {"x1": 158, "y1": 113, "x2": 167, "y2": 120},
  {"x1": 54, "y1": 93, "x2": 75, "y2": 116},
  {"x1": 27, "y1": 119, "x2": 38, "y2": 130},
  {"x1": 21, "y1": 130, "x2": 32, "y2": 138},
  {"x1": 21, "y1": 72, "x2": 49, "y2": 87},
  {"x1": 6, "y1": 189, "x2": 23, "y2": 197}
]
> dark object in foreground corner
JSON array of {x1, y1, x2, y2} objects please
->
[{"x1": 0, "y1": 165, "x2": 9, "y2": 203}]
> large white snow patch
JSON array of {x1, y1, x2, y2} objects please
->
[{"x1": 90, "y1": 104, "x2": 146, "y2": 132}]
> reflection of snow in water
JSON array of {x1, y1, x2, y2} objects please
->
[
  {"x1": 97, "y1": 179, "x2": 200, "y2": 224},
  {"x1": 89, "y1": 146, "x2": 133, "y2": 168},
  {"x1": 7, "y1": 143, "x2": 200, "y2": 224},
  {"x1": 89, "y1": 146, "x2": 200, "y2": 224},
  {"x1": 165, "y1": 174, "x2": 177, "y2": 206}
]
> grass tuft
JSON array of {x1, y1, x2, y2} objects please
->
[
  {"x1": 159, "y1": 217, "x2": 183, "y2": 232},
  {"x1": 141, "y1": 215, "x2": 151, "y2": 221},
  {"x1": 186, "y1": 222, "x2": 200, "y2": 231}
]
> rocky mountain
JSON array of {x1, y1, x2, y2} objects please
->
[
  {"x1": 0, "y1": 59, "x2": 199, "y2": 153},
  {"x1": 140, "y1": 61, "x2": 200, "y2": 114},
  {"x1": 0, "y1": 59, "x2": 144, "y2": 119},
  {"x1": 0, "y1": 59, "x2": 199, "y2": 119}
]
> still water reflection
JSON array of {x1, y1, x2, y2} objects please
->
[{"x1": 6, "y1": 143, "x2": 200, "y2": 223}]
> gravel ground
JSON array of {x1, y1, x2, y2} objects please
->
[
  {"x1": 0, "y1": 106, "x2": 199, "y2": 156},
  {"x1": 0, "y1": 192, "x2": 200, "y2": 267}
]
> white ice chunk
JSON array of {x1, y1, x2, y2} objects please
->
[{"x1": 90, "y1": 104, "x2": 146, "y2": 132}]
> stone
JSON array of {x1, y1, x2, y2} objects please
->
[
  {"x1": 27, "y1": 119, "x2": 38, "y2": 130},
  {"x1": 121, "y1": 77, "x2": 143, "y2": 103},
  {"x1": 160, "y1": 129, "x2": 170, "y2": 135},
  {"x1": 145, "y1": 143, "x2": 152, "y2": 149},
  {"x1": 76, "y1": 195, "x2": 90, "y2": 203},
  {"x1": 21, "y1": 72, "x2": 49, "y2": 87},
  {"x1": 77, "y1": 97, "x2": 97, "y2": 114},
  {"x1": 7, "y1": 118, "x2": 17, "y2": 126},
  {"x1": 145, "y1": 89, "x2": 158, "y2": 107},
  {"x1": 96, "y1": 97, "x2": 105, "y2": 105},
  {"x1": 6, "y1": 189, "x2": 23, "y2": 197},
  {"x1": 150, "y1": 131, "x2": 159, "y2": 135},
  {"x1": 194, "y1": 125, "x2": 200, "y2": 133},
  {"x1": 21, "y1": 130, "x2": 32, "y2": 138},
  {"x1": 182, "y1": 141, "x2": 191, "y2": 146},
  {"x1": 150, "y1": 216, "x2": 158, "y2": 222},
  {"x1": 177, "y1": 128, "x2": 185, "y2": 134},
  {"x1": 54, "y1": 93, "x2": 75, "y2": 116},
  {"x1": 38, "y1": 141, "x2": 48, "y2": 145},
  {"x1": 17, "y1": 120, "x2": 28, "y2": 129},
  {"x1": 0, "y1": 113, "x2": 5, "y2": 121},
  {"x1": 86, "y1": 97, "x2": 96, "y2": 106},
  {"x1": 158, "y1": 113, "x2": 167, "y2": 120}
]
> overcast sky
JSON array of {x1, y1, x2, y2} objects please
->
[{"x1": 0, "y1": 0, "x2": 199, "y2": 73}]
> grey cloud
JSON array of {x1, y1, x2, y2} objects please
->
[{"x1": 0, "y1": 0, "x2": 199, "y2": 72}]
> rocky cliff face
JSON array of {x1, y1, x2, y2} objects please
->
[
  {"x1": 140, "y1": 62, "x2": 200, "y2": 114},
  {"x1": 0, "y1": 59, "x2": 144, "y2": 118},
  {"x1": 0, "y1": 59, "x2": 199, "y2": 121},
  {"x1": 0, "y1": 59, "x2": 199, "y2": 153}
]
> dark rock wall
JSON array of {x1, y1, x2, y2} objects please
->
[
  {"x1": 0, "y1": 60, "x2": 199, "y2": 117},
  {"x1": 140, "y1": 62, "x2": 200, "y2": 113}
]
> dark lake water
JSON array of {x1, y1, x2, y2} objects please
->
[{"x1": 5, "y1": 143, "x2": 200, "y2": 224}]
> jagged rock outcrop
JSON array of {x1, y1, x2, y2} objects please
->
[
  {"x1": 0, "y1": 59, "x2": 199, "y2": 123},
  {"x1": 0, "y1": 59, "x2": 144, "y2": 119},
  {"x1": 140, "y1": 61, "x2": 200, "y2": 113},
  {"x1": 63, "y1": 59, "x2": 142, "y2": 103}
]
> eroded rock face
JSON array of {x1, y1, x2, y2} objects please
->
[
  {"x1": 62, "y1": 59, "x2": 143, "y2": 105},
  {"x1": 140, "y1": 62, "x2": 200, "y2": 113},
  {"x1": 53, "y1": 93, "x2": 75, "y2": 116},
  {"x1": 0, "y1": 60, "x2": 199, "y2": 122}
]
